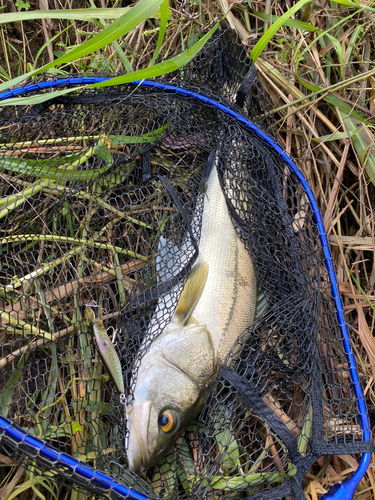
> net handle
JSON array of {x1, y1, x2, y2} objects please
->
[{"x1": 0, "y1": 77, "x2": 371, "y2": 500}]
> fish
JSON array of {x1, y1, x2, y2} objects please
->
[{"x1": 126, "y1": 155, "x2": 257, "y2": 473}]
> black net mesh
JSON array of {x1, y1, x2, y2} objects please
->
[{"x1": 0, "y1": 27, "x2": 371, "y2": 500}]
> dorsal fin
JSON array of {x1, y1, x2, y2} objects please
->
[
  {"x1": 156, "y1": 236, "x2": 196, "y2": 283},
  {"x1": 156, "y1": 236, "x2": 179, "y2": 282}
]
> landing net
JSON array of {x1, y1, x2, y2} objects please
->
[{"x1": 0, "y1": 27, "x2": 371, "y2": 500}]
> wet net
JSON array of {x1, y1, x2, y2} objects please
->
[{"x1": 0, "y1": 27, "x2": 372, "y2": 500}]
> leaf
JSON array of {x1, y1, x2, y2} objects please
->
[
  {"x1": 15, "y1": 0, "x2": 30, "y2": 11},
  {"x1": 0, "y1": 154, "x2": 112, "y2": 181},
  {"x1": 1, "y1": 361, "x2": 24, "y2": 417},
  {"x1": 1, "y1": 22, "x2": 219, "y2": 106},
  {"x1": 297, "y1": 405, "x2": 313, "y2": 454},
  {"x1": 345, "y1": 25, "x2": 365, "y2": 65},
  {"x1": 331, "y1": 0, "x2": 358, "y2": 6},
  {"x1": 37, "y1": 0, "x2": 164, "y2": 70},
  {"x1": 293, "y1": 9, "x2": 361, "y2": 97},
  {"x1": 109, "y1": 123, "x2": 171, "y2": 144},
  {"x1": 325, "y1": 33, "x2": 345, "y2": 78},
  {"x1": 0, "y1": 0, "x2": 165, "y2": 94},
  {"x1": 176, "y1": 437, "x2": 194, "y2": 494},
  {"x1": 250, "y1": 0, "x2": 312, "y2": 62},
  {"x1": 150, "y1": 0, "x2": 170, "y2": 65},
  {"x1": 71, "y1": 421, "x2": 84, "y2": 435},
  {"x1": 312, "y1": 131, "x2": 349, "y2": 142},
  {"x1": 85, "y1": 1, "x2": 133, "y2": 72},
  {"x1": 251, "y1": 10, "x2": 319, "y2": 32},
  {"x1": 0, "y1": 7, "x2": 167, "y2": 24},
  {"x1": 33, "y1": 24, "x2": 71, "y2": 70},
  {"x1": 158, "y1": 451, "x2": 178, "y2": 493},
  {"x1": 6, "y1": 482, "x2": 34, "y2": 500},
  {"x1": 92, "y1": 143, "x2": 113, "y2": 166},
  {"x1": 298, "y1": 77, "x2": 367, "y2": 123},
  {"x1": 83, "y1": 22, "x2": 219, "y2": 89},
  {"x1": 341, "y1": 113, "x2": 375, "y2": 185}
]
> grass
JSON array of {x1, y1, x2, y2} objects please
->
[{"x1": 0, "y1": 0, "x2": 375, "y2": 499}]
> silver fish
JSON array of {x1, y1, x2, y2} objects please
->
[{"x1": 126, "y1": 158, "x2": 257, "y2": 473}]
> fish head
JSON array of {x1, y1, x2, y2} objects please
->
[{"x1": 126, "y1": 322, "x2": 215, "y2": 473}]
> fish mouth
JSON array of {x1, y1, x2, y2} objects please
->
[{"x1": 126, "y1": 401, "x2": 151, "y2": 474}]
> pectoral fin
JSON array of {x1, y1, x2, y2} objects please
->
[{"x1": 175, "y1": 262, "x2": 209, "y2": 325}]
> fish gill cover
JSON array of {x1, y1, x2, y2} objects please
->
[{"x1": 0, "y1": 27, "x2": 372, "y2": 500}]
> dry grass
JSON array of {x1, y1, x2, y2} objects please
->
[
  {"x1": 0, "y1": 0, "x2": 374, "y2": 499},
  {"x1": 249, "y1": 3, "x2": 375, "y2": 497}
]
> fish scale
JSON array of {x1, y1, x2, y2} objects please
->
[{"x1": 191, "y1": 163, "x2": 257, "y2": 363}]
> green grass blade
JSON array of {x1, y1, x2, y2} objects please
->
[
  {"x1": 331, "y1": 0, "x2": 358, "y2": 6},
  {"x1": 324, "y1": 33, "x2": 345, "y2": 79},
  {"x1": 35, "y1": 0, "x2": 164, "y2": 70},
  {"x1": 251, "y1": 10, "x2": 319, "y2": 32},
  {"x1": 1, "y1": 22, "x2": 219, "y2": 106},
  {"x1": 0, "y1": 177, "x2": 52, "y2": 218},
  {"x1": 1, "y1": 354, "x2": 28, "y2": 417},
  {"x1": 75, "y1": 21, "x2": 219, "y2": 89},
  {"x1": 87, "y1": 0, "x2": 133, "y2": 73},
  {"x1": 0, "y1": 310, "x2": 53, "y2": 339},
  {"x1": 0, "y1": 0, "x2": 165, "y2": 94},
  {"x1": 250, "y1": 0, "x2": 312, "y2": 62},
  {"x1": 33, "y1": 25, "x2": 72, "y2": 70},
  {"x1": 0, "y1": 155, "x2": 112, "y2": 181},
  {"x1": 0, "y1": 7, "x2": 166, "y2": 24},
  {"x1": 345, "y1": 26, "x2": 364, "y2": 64},
  {"x1": 312, "y1": 131, "x2": 349, "y2": 142},
  {"x1": 349, "y1": 271, "x2": 374, "y2": 310},
  {"x1": 297, "y1": 405, "x2": 313, "y2": 454},
  {"x1": 150, "y1": 0, "x2": 170, "y2": 65},
  {"x1": 342, "y1": 114, "x2": 375, "y2": 185},
  {"x1": 112, "y1": 39, "x2": 133, "y2": 73},
  {"x1": 298, "y1": 77, "x2": 366, "y2": 123}
]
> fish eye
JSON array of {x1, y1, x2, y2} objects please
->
[{"x1": 158, "y1": 410, "x2": 177, "y2": 433}]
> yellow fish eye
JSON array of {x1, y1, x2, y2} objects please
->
[{"x1": 158, "y1": 410, "x2": 176, "y2": 433}]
